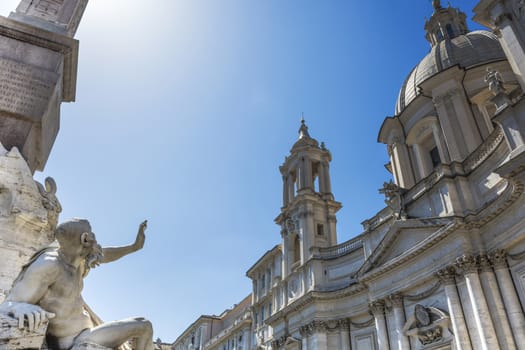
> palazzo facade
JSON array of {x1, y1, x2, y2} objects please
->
[{"x1": 173, "y1": 0, "x2": 525, "y2": 349}]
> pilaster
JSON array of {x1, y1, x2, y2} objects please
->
[
  {"x1": 389, "y1": 293, "x2": 410, "y2": 350},
  {"x1": 490, "y1": 249, "x2": 525, "y2": 349},
  {"x1": 369, "y1": 300, "x2": 389, "y2": 350},
  {"x1": 456, "y1": 255, "x2": 500, "y2": 350},
  {"x1": 436, "y1": 266, "x2": 472, "y2": 350},
  {"x1": 479, "y1": 255, "x2": 517, "y2": 350}
]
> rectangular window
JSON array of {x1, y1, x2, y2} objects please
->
[
  {"x1": 430, "y1": 146, "x2": 441, "y2": 167},
  {"x1": 317, "y1": 223, "x2": 325, "y2": 235}
]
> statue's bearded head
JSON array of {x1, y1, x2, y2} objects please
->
[
  {"x1": 55, "y1": 218, "x2": 104, "y2": 268},
  {"x1": 86, "y1": 241, "x2": 103, "y2": 268}
]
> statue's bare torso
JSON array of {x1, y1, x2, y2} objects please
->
[{"x1": 34, "y1": 250, "x2": 93, "y2": 340}]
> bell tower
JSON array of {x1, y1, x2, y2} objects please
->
[{"x1": 275, "y1": 119, "x2": 342, "y2": 277}]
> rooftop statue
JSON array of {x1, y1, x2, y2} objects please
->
[
  {"x1": 485, "y1": 67, "x2": 506, "y2": 96},
  {"x1": 0, "y1": 219, "x2": 153, "y2": 350}
]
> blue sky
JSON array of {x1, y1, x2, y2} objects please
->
[{"x1": 1, "y1": 0, "x2": 483, "y2": 342}]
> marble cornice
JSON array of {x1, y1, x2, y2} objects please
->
[
  {"x1": 265, "y1": 282, "x2": 367, "y2": 325},
  {"x1": 299, "y1": 318, "x2": 349, "y2": 336},
  {"x1": 402, "y1": 281, "x2": 441, "y2": 302},
  {"x1": 463, "y1": 127, "x2": 504, "y2": 173},
  {"x1": 350, "y1": 317, "x2": 375, "y2": 329}
]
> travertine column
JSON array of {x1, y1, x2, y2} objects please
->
[
  {"x1": 339, "y1": 319, "x2": 351, "y2": 350},
  {"x1": 391, "y1": 142, "x2": 415, "y2": 188},
  {"x1": 318, "y1": 162, "x2": 326, "y2": 193},
  {"x1": 456, "y1": 255, "x2": 500, "y2": 350},
  {"x1": 479, "y1": 255, "x2": 516, "y2": 350},
  {"x1": 370, "y1": 300, "x2": 389, "y2": 350},
  {"x1": 322, "y1": 161, "x2": 332, "y2": 194},
  {"x1": 287, "y1": 173, "x2": 295, "y2": 200},
  {"x1": 389, "y1": 293, "x2": 410, "y2": 350},
  {"x1": 282, "y1": 175, "x2": 289, "y2": 206},
  {"x1": 490, "y1": 250, "x2": 525, "y2": 349},
  {"x1": 304, "y1": 158, "x2": 313, "y2": 190},
  {"x1": 436, "y1": 267, "x2": 472, "y2": 350}
]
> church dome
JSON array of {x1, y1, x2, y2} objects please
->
[{"x1": 395, "y1": 30, "x2": 506, "y2": 115}]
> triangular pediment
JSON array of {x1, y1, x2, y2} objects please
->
[{"x1": 358, "y1": 217, "x2": 455, "y2": 276}]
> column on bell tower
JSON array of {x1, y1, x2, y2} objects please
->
[{"x1": 275, "y1": 119, "x2": 342, "y2": 275}]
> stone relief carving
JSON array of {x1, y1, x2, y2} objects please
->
[
  {"x1": 0, "y1": 219, "x2": 153, "y2": 350},
  {"x1": 379, "y1": 180, "x2": 406, "y2": 219},
  {"x1": 36, "y1": 177, "x2": 62, "y2": 230},
  {"x1": 403, "y1": 304, "x2": 451, "y2": 345}
]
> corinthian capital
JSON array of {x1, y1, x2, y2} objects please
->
[
  {"x1": 489, "y1": 249, "x2": 508, "y2": 269},
  {"x1": 436, "y1": 266, "x2": 456, "y2": 285},
  {"x1": 455, "y1": 255, "x2": 479, "y2": 274},
  {"x1": 389, "y1": 293, "x2": 404, "y2": 308},
  {"x1": 369, "y1": 300, "x2": 386, "y2": 316}
]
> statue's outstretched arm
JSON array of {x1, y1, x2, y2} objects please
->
[{"x1": 101, "y1": 220, "x2": 147, "y2": 264}]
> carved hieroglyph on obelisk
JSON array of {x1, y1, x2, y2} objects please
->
[
  {"x1": 0, "y1": 0, "x2": 88, "y2": 302},
  {"x1": 0, "y1": 0, "x2": 88, "y2": 173}
]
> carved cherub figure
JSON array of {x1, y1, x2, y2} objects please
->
[{"x1": 0, "y1": 219, "x2": 153, "y2": 350}]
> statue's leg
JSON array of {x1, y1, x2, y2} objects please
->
[{"x1": 74, "y1": 317, "x2": 153, "y2": 350}]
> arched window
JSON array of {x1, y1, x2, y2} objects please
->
[{"x1": 406, "y1": 116, "x2": 445, "y2": 181}]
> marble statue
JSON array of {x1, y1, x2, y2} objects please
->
[
  {"x1": 485, "y1": 67, "x2": 505, "y2": 95},
  {"x1": 0, "y1": 218, "x2": 153, "y2": 350}
]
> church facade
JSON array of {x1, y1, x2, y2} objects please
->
[{"x1": 172, "y1": 1, "x2": 525, "y2": 349}]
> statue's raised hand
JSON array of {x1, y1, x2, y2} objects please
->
[
  {"x1": 133, "y1": 220, "x2": 147, "y2": 251},
  {"x1": 0, "y1": 301, "x2": 55, "y2": 331}
]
